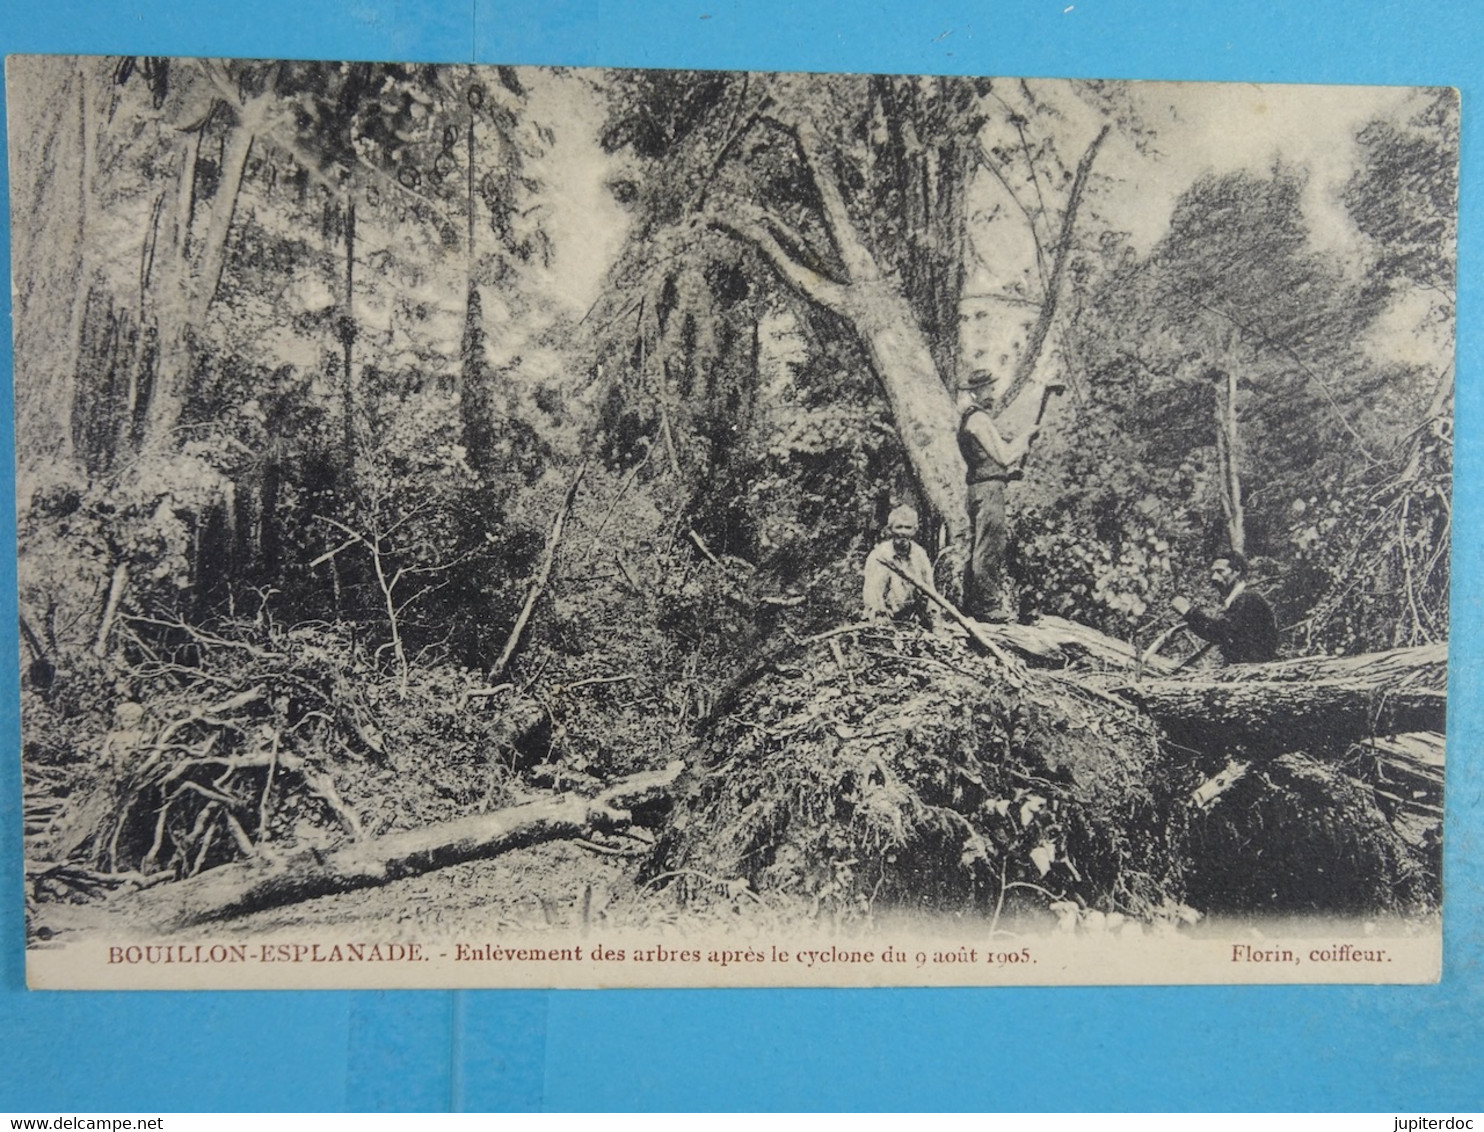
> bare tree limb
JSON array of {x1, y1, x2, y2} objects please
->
[
  {"x1": 878, "y1": 558, "x2": 1024, "y2": 677},
  {"x1": 705, "y1": 208, "x2": 852, "y2": 314},
  {"x1": 492, "y1": 462, "x2": 589, "y2": 677},
  {"x1": 128, "y1": 761, "x2": 686, "y2": 927},
  {"x1": 975, "y1": 141, "x2": 1045, "y2": 265},
  {"x1": 998, "y1": 123, "x2": 1109, "y2": 414},
  {"x1": 783, "y1": 113, "x2": 880, "y2": 284}
]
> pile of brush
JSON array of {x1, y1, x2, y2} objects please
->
[{"x1": 645, "y1": 623, "x2": 1189, "y2": 922}]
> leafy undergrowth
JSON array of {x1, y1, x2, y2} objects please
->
[{"x1": 645, "y1": 623, "x2": 1189, "y2": 924}]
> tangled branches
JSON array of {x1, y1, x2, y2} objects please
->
[
  {"x1": 1296, "y1": 413, "x2": 1451, "y2": 654},
  {"x1": 647, "y1": 624, "x2": 1185, "y2": 922},
  {"x1": 27, "y1": 618, "x2": 386, "y2": 895}
]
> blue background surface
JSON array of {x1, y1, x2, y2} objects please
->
[{"x1": 1, "y1": 0, "x2": 1482, "y2": 1112}]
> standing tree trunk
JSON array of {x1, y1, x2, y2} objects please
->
[
  {"x1": 704, "y1": 104, "x2": 1111, "y2": 552},
  {"x1": 93, "y1": 561, "x2": 129, "y2": 658},
  {"x1": 710, "y1": 113, "x2": 972, "y2": 544},
  {"x1": 6, "y1": 56, "x2": 113, "y2": 479},
  {"x1": 339, "y1": 191, "x2": 358, "y2": 465},
  {"x1": 145, "y1": 63, "x2": 274, "y2": 454},
  {"x1": 1212, "y1": 367, "x2": 1246, "y2": 555},
  {"x1": 146, "y1": 126, "x2": 254, "y2": 451},
  {"x1": 845, "y1": 281, "x2": 971, "y2": 543}
]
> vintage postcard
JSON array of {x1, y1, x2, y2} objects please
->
[{"x1": 9, "y1": 56, "x2": 1452, "y2": 988}]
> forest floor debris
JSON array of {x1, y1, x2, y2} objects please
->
[
  {"x1": 647, "y1": 623, "x2": 1189, "y2": 923},
  {"x1": 23, "y1": 612, "x2": 1441, "y2": 941},
  {"x1": 646, "y1": 622, "x2": 1440, "y2": 924}
]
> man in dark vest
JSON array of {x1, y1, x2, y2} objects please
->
[
  {"x1": 1171, "y1": 550, "x2": 1279, "y2": 664},
  {"x1": 955, "y1": 373, "x2": 1038, "y2": 623}
]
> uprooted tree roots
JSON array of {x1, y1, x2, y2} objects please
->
[
  {"x1": 23, "y1": 615, "x2": 548, "y2": 912},
  {"x1": 644, "y1": 624, "x2": 1441, "y2": 923},
  {"x1": 25, "y1": 614, "x2": 1441, "y2": 930},
  {"x1": 645, "y1": 625, "x2": 1188, "y2": 923},
  {"x1": 1181, "y1": 751, "x2": 1438, "y2": 916}
]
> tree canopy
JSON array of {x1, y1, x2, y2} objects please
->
[{"x1": 10, "y1": 60, "x2": 1455, "y2": 937}]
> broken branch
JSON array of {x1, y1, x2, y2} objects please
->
[{"x1": 492, "y1": 462, "x2": 589, "y2": 677}]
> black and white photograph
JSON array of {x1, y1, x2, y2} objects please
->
[{"x1": 8, "y1": 57, "x2": 1454, "y2": 988}]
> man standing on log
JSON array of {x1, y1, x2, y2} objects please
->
[
  {"x1": 1171, "y1": 551, "x2": 1279, "y2": 664},
  {"x1": 956, "y1": 373, "x2": 1038, "y2": 623},
  {"x1": 862, "y1": 505, "x2": 937, "y2": 629}
]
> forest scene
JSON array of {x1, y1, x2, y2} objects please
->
[{"x1": 8, "y1": 58, "x2": 1454, "y2": 957}]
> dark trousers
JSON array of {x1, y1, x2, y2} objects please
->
[{"x1": 964, "y1": 478, "x2": 1009, "y2": 620}]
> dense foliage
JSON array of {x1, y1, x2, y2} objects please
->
[{"x1": 12, "y1": 62, "x2": 1453, "y2": 927}]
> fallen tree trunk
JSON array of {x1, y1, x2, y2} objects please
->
[
  {"x1": 879, "y1": 558, "x2": 1024, "y2": 673},
  {"x1": 989, "y1": 622, "x2": 1069, "y2": 665},
  {"x1": 1355, "y1": 731, "x2": 1445, "y2": 813},
  {"x1": 1115, "y1": 677, "x2": 1445, "y2": 759},
  {"x1": 1189, "y1": 760, "x2": 1249, "y2": 811},
  {"x1": 127, "y1": 761, "x2": 685, "y2": 928},
  {"x1": 1204, "y1": 642, "x2": 1447, "y2": 690},
  {"x1": 1360, "y1": 730, "x2": 1445, "y2": 785},
  {"x1": 1112, "y1": 642, "x2": 1446, "y2": 758},
  {"x1": 1033, "y1": 616, "x2": 1178, "y2": 675}
]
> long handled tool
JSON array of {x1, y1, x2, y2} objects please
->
[
  {"x1": 1135, "y1": 618, "x2": 1211, "y2": 682},
  {"x1": 879, "y1": 558, "x2": 1023, "y2": 682}
]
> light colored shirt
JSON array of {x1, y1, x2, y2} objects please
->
[{"x1": 862, "y1": 539, "x2": 936, "y2": 622}]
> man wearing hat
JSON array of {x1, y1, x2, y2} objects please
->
[
  {"x1": 956, "y1": 372, "x2": 1038, "y2": 622},
  {"x1": 862, "y1": 504, "x2": 937, "y2": 628}
]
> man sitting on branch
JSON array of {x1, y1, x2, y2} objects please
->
[
  {"x1": 1171, "y1": 551, "x2": 1279, "y2": 665},
  {"x1": 862, "y1": 505, "x2": 938, "y2": 630}
]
